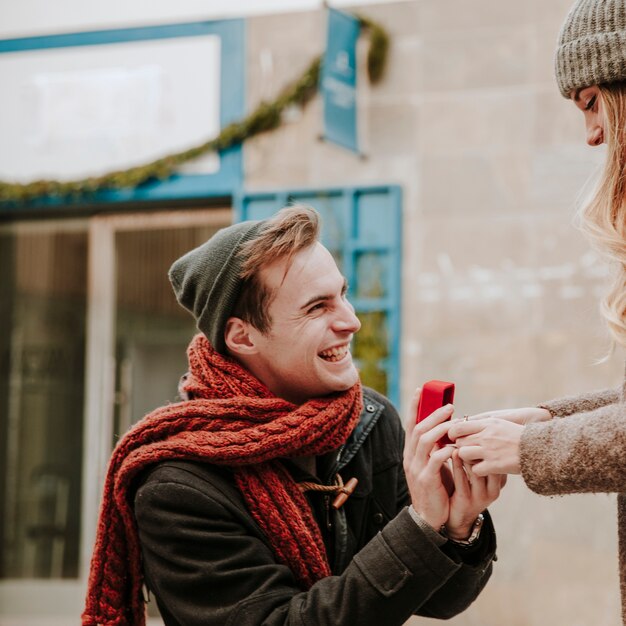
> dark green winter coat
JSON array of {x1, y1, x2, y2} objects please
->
[{"x1": 134, "y1": 387, "x2": 496, "y2": 626}]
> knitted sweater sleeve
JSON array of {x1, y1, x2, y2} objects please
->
[
  {"x1": 537, "y1": 386, "x2": 620, "y2": 418},
  {"x1": 520, "y1": 401, "x2": 626, "y2": 495}
]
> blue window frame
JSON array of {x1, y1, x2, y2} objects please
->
[
  {"x1": 0, "y1": 19, "x2": 245, "y2": 211},
  {"x1": 235, "y1": 185, "x2": 402, "y2": 406}
]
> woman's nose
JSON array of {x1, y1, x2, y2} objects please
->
[{"x1": 586, "y1": 119, "x2": 604, "y2": 146}]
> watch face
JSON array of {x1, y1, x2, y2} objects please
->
[
  {"x1": 451, "y1": 514, "x2": 483, "y2": 546},
  {"x1": 441, "y1": 513, "x2": 484, "y2": 545}
]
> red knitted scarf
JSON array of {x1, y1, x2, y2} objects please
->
[{"x1": 82, "y1": 334, "x2": 363, "y2": 626}]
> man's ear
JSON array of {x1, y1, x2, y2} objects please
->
[{"x1": 224, "y1": 317, "x2": 258, "y2": 356}]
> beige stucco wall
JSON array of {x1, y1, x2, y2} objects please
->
[{"x1": 245, "y1": 1, "x2": 623, "y2": 624}]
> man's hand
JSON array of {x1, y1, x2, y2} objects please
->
[
  {"x1": 444, "y1": 449, "x2": 505, "y2": 540},
  {"x1": 403, "y1": 388, "x2": 456, "y2": 532},
  {"x1": 404, "y1": 389, "x2": 507, "y2": 540}
]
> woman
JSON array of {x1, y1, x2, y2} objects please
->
[{"x1": 448, "y1": 0, "x2": 626, "y2": 622}]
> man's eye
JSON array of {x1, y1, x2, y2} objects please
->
[{"x1": 308, "y1": 303, "x2": 324, "y2": 313}]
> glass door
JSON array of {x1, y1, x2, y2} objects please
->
[
  {"x1": 0, "y1": 218, "x2": 89, "y2": 618},
  {"x1": 0, "y1": 207, "x2": 231, "y2": 623},
  {"x1": 82, "y1": 208, "x2": 231, "y2": 585}
]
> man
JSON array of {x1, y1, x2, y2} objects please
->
[{"x1": 82, "y1": 205, "x2": 502, "y2": 626}]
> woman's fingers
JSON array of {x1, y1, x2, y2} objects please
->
[
  {"x1": 448, "y1": 418, "x2": 489, "y2": 441},
  {"x1": 456, "y1": 445, "x2": 484, "y2": 464},
  {"x1": 465, "y1": 410, "x2": 495, "y2": 420},
  {"x1": 462, "y1": 407, "x2": 551, "y2": 425},
  {"x1": 467, "y1": 461, "x2": 492, "y2": 477}
]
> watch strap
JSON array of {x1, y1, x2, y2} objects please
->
[{"x1": 440, "y1": 513, "x2": 484, "y2": 547}]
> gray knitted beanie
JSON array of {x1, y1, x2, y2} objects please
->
[
  {"x1": 168, "y1": 220, "x2": 266, "y2": 354},
  {"x1": 555, "y1": 0, "x2": 626, "y2": 98}
]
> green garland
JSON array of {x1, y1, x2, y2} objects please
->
[{"x1": 0, "y1": 15, "x2": 388, "y2": 204}]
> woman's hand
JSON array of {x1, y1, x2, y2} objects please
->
[
  {"x1": 464, "y1": 407, "x2": 551, "y2": 425},
  {"x1": 448, "y1": 418, "x2": 524, "y2": 476}
]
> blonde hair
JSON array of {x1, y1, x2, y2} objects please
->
[
  {"x1": 233, "y1": 204, "x2": 321, "y2": 333},
  {"x1": 578, "y1": 82, "x2": 626, "y2": 349}
]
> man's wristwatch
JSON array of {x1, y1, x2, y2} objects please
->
[{"x1": 440, "y1": 513, "x2": 484, "y2": 547}]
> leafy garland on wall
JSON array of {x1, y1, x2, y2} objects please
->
[{"x1": 0, "y1": 14, "x2": 388, "y2": 203}]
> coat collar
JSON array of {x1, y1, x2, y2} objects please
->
[{"x1": 336, "y1": 390, "x2": 385, "y2": 471}]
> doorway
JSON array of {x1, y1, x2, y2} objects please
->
[{"x1": 0, "y1": 207, "x2": 231, "y2": 622}]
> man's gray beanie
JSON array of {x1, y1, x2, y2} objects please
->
[
  {"x1": 555, "y1": 0, "x2": 626, "y2": 98},
  {"x1": 168, "y1": 220, "x2": 266, "y2": 354}
]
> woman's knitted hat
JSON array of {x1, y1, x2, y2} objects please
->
[
  {"x1": 555, "y1": 0, "x2": 626, "y2": 98},
  {"x1": 168, "y1": 220, "x2": 266, "y2": 353}
]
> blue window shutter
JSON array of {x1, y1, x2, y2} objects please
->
[{"x1": 235, "y1": 185, "x2": 402, "y2": 407}]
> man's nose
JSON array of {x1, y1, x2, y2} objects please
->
[{"x1": 333, "y1": 299, "x2": 361, "y2": 333}]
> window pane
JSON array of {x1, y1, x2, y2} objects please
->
[
  {"x1": 113, "y1": 223, "x2": 228, "y2": 438},
  {"x1": 353, "y1": 311, "x2": 389, "y2": 396},
  {"x1": 355, "y1": 251, "x2": 389, "y2": 299},
  {"x1": 0, "y1": 222, "x2": 87, "y2": 579}
]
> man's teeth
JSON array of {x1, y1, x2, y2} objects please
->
[{"x1": 319, "y1": 345, "x2": 349, "y2": 361}]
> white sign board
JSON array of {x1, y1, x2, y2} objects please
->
[{"x1": 0, "y1": 34, "x2": 221, "y2": 182}]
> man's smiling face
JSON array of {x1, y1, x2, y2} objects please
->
[{"x1": 244, "y1": 242, "x2": 361, "y2": 404}]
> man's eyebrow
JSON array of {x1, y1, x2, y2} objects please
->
[
  {"x1": 573, "y1": 88, "x2": 582, "y2": 102},
  {"x1": 300, "y1": 279, "x2": 348, "y2": 310}
]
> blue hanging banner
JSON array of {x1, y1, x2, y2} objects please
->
[{"x1": 321, "y1": 8, "x2": 361, "y2": 154}]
